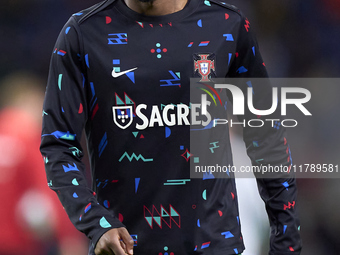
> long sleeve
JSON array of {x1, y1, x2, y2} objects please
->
[
  {"x1": 228, "y1": 14, "x2": 302, "y2": 254},
  {"x1": 40, "y1": 16, "x2": 125, "y2": 249}
]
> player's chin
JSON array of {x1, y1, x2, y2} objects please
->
[{"x1": 137, "y1": 0, "x2": 154, "y2": 2}]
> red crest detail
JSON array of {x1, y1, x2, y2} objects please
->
[{"x1": 194, "y1": 53, "x2": 215, "y2": 82}]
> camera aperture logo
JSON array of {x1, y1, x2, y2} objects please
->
[{"x1": 207, "y1": 84, "x2": 312, "y2": 128}]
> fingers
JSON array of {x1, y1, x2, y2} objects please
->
[
  {"x1": 94, "y1": 228, "x2": 134, "y2": 255},
  {"x1": 120, "y1": 239, "x2": 127, "y2": 251},
  {"x1": 94, "y1": 244, "x2": 114, "y2": 255},
  {"x1": 109, "y1": 237, "x2": 128, "y2": 255},
  {"x1": 119, "y1": 228, "x2": 134, "y2": 255},
  {"x1": 95, "y1": 240, "x2": 115, "y2": 255}
]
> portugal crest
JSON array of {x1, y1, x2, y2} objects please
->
[
  {"x1": 112, "y1": 106, "x2": 133, "y2": 129},
  {"x1": 194, "y1": 53, "x2": 216, "y2": 82}
]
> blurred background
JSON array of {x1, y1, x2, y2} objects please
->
[{"x1": 0, "y1": 0, "x2": 339, "y2": 254}]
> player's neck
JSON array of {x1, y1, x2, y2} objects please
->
[{"x1": 123, "y1": 0, "x2": 188, "y2": 16}]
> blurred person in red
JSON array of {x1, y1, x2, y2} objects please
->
[{"x1": 0, "y1": 72, "x2": 87, "y2": 255}]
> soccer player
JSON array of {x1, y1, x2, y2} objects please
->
[{"x1": 40, "y1": 0, "x2": 302, "y2": 254}]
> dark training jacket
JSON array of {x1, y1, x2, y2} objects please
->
[{"x1": 40, "y1": 0, "x2": 302, "y2": 254}]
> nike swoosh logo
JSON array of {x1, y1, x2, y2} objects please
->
[{"x1": 112, "y1": 67, "x2": 138, "y2": 78}]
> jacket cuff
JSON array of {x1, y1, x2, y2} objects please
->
[{"x1": 90, "y1": 218, "x2": 126, "y2": 252}]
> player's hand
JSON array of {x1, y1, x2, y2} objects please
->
[{"x1": 94, "y1": 227, "x2": 134, "y2": 255}]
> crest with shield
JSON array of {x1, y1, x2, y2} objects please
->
[
  {"x1": 194, "y1": 53, "x2": 216, "y2": 82},
  {"x1": 112, "y1": 105, "x2": 133, "y2": 129}
]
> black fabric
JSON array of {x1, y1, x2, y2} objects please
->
[{"x1": 40, "y1": 0, "x2": 302, "y2": 254}]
